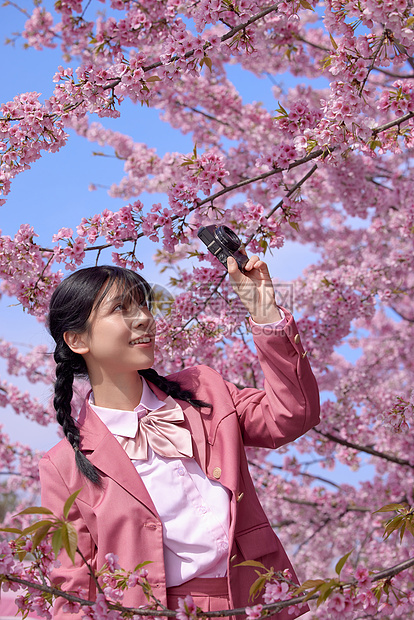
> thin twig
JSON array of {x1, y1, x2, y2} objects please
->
[
  {"x1": 76, "y1": 547, "x2": 104, "y2": 595},
  {"x1": 280, "y1": 495, "x2": 370, "y2": 512},
  {"x1": 248, "y1": 458, "x2": 341, "y2": 489},
  {"x1": 0, "y1": 471, "x2": 38, "y2": 478},
  {"x1": 359, "y1": 30, "x2": 387, "y2": 96},
  {"x1": 173, "y1": 101, "x2": 231, "y2": 127}
]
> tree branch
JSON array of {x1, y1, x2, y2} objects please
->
[
  {"x1": 248, "y1": 458, "x2": 341, "y2": 489},
  {"x1": 196, "y1": 148, "x2": 325, "y2": 210},
  {"x1": 314, "y1": 429, "x2": 414, "y2": 468},
  {"x1": 390, "y1": 307, "x2": 414, "y2": 323},
  {"x1": 265, "y1": 162, "x2": 318, "y2": 220},
  {"x1": 220, "y1": 3, "x2": 279, "y2": 42},
  {"x1": 104, "y1": 3, "x2": 280, "y2": 87},
  {"x1": 372, "y1": 111, "x2": 414, "y2": 135},
  {"x1": 4, "y1": 555, "x2": 414, "y2": 617},
  {"x1": 38, "y1": 150, "x2": 326, "y2": 257}
]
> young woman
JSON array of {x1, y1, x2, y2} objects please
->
[{"x1": 40, "y1": 255, "x2": 320, "y2": 619}]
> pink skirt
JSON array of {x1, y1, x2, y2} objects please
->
[{"x1": 167, "y1": 577, "x2": 230, "y2": 613}]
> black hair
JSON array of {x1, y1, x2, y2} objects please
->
[{"x1": 48, "y1": 265, "x2": 209, "y2": 485}]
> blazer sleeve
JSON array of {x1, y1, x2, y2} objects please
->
[
  {"x1": 39, "y1": 455, "x2": 96, "y2": 620},
  {"x1": 224, "y1": 310, "x2": 320, "y2": 448}
]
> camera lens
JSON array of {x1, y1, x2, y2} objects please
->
[{"x1": 215, "y1": 226, "x2": 241, "y2": 252}]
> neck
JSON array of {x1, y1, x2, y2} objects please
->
[{"x1": 90, "y1": 371, "x2": 143, "y2": 410}]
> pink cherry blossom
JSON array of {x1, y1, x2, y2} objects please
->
[
  {"x1": 2, "y1": 0, "x2": 414, "y2": 617},
  {"x1": 245, "y1": 604, "x2": 263, "y2": 619}
]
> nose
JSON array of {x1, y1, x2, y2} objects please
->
[{"x1": 131, "y1": 306, "x2": 155, "y2": 331}]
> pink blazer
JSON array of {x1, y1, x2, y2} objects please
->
[{"x1": 40, "y1": 312, "x2": 320, "y2": 620}]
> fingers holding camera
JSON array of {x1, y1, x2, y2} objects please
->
[{"x1": 227, "y1": 255, "x2": 282, "y2": 324}]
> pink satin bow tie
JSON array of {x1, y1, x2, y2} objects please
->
[{"x1": 118, "y1": 395, "x2": 193, "y2": 460}]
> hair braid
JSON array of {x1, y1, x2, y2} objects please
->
[
  {"x1": 139, "y1": 368, "x2": 211, "y2": 410},
  {"x1": 54, "y1": 344, "x2": 101, "y2": 485}
]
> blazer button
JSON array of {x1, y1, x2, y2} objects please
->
[
  {"x1": 144, "y1": 522, "x2": 158, "y2": 529},
  {"x1": 237, "y1": 492, "x2": 244, "y2": 503},
  {"x1": 230, "y1": 554, "x2": 237, "y2": 563},
  {"x1": 294, "y1": 333, "x2": 301, "y2": 344},
  {"x1": 212, "y1": 467, "x2": 221, "y2": 479}
]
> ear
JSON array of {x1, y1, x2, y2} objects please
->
[{"x1": 64, "y1": 331, "x2": 90, "y2": 355}]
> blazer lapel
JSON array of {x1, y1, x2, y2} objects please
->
[{"x1": 77, "y1": 400, "x2": 159, "y2": 517}]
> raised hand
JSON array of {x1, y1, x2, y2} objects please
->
[{"x1": 227, "y1": 255, "x2": 282, "y2": 324}]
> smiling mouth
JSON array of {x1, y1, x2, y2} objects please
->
[{"x1": 130, "y1": 336, "x2": 152, "y2": 345}]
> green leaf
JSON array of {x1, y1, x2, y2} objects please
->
[
  {"x1": 22, "y1": 520, "x2": 55, "y2": 536},
  {"x1": 374, "y1": 503, "x2": 407, "y2": 514},
  {"x1": 383, "y1": 515, "x2": 404, "y2": 539},
  {"x1": 406, "y1": 16, "x2": 414, "y2": 27},
  {"x1": 276, "y1": 102, "x2": 288, "y2": 117},
  {"x1": 295, "y1": 579, "x2": 326, "y2": 595},
  {"x1": 203, "y1": 56, "x2": 212, "y2": 71},
  {"x1": 61, "y1": 523, "x2": 78, "y2": 564},
  {"x1": 15, "y1": 507, "x2": 53, "y2": 517},
  {"x1": 370, "y1": 140, "x2": 381, "y2": 150},
  {"x1": 17, "y1": 550, "x2": 29, "y2": 562},
  {"x1": 32, "y1": 523, "x2": 53, "y2": 552},
  {"x1": 63, "y1": 488, "x2": 82, "y2": 519},
  {"x1": 289, "y1": 221, "x2": 300, "y2": 232},
  {"x1": 300, "y1": 0, "x2": 314, "y2": 10},
  {"x1": 146, "y1": 75, "x2": 161, "y2": 82},
  {"x1": 133, "y1": 560, "x2": 153, "y2": 571},
  {"x1": 259, "y1": 238, "x2": 268, "y2": 252},
  {"x1": 249, "y1": 575, "x2": 267, "y2": 600},
  {"x1": 317, "y1": 582, "x2": 336, "y2": 607},
  {"x1": 0, "y1": 527, "x2": 23, "y2": 535},
  {"x1": 330, "y1": 34, "x2": 338, "y2": 50},
  {"x1": 235, "y1": 560, "x2": 267, "y2": 569},
  {"x1": 335, "y1": 549, "x2": 353, "y2": 576},
  {"x1": 52, "y1": 528, "x2": 63, "y2": 558}
]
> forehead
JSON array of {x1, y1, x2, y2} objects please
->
[{"x1": 94, "y1": 278, "x2": 149, "y2": 310}]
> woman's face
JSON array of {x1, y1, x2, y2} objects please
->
[{"x1": 67, "y1": 283, "x2": 156, "y2": 382}]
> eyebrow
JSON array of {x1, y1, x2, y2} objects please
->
[
  {"x1": 104, "y1": 293, "x2": 147, "y2": 307},
  {"x1": 108, "y1": 295, "x2": 125, "y2": 304},
  {"x1": 95, "y1": 293, "x2": 125, "y2": 311}
]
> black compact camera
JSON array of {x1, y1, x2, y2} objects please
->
[{"x1": 197, "y1": 225, "x2": 248, "y2": 272}]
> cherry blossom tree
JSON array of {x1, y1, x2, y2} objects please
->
[{"x1": 1, "y1": 0, "x2": 414, "y2": 617}]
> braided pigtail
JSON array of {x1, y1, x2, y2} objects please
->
[
  {"x1": 53, "y1": 343, "x2": 102, "y2": 486},
  {"x1": 140, "y1": 368, "x2": 211, "y2": 410}
]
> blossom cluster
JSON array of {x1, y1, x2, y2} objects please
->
[
  {"x1": 2, "y1": 0, "x2": 414, "y2": 618},
  {"x1": 378, "y1": 393, "x2": 414, "y2": 433}
]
